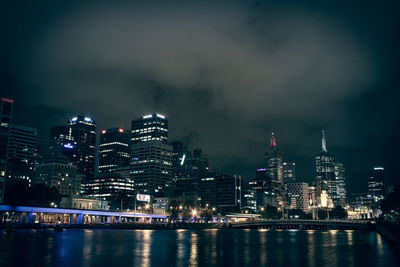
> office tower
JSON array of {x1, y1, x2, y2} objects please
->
[
  {"x1": 6, "y1": 124, "x2": 38, "y2": 186},
  {"x1": 34, "y1": 157, "x2": 82, "y2": 196},
  {"x1": 286, "y1": 182, "x2": 310, "y2": 212},
  {"x1": 49, "y1": 115, "x2": 96, "y2": 180},
  {"x1": 334, "y1": 162, "x2": 347, "y2": 206},
  {"x1": 131, "y1": 114, "x2": 172, "y2": 196},
  {"x1": 0, "y1": 97, "x2": 13, "y2": 203},
  {"x1": 368, "y1": 167, "x2": 385, "y2": 203},
  {"x1": 98, "y1": 128, "x2": 131, "y2": 173},
  {"x1": 315, "y1": 130, "x2": 335, "y2": 203},
  {"x1": 282, "y1": 162, "x2": 296, "y2": 183},
  {"x1": 265, "y1": 132, "x2": 283, "y2": 185},
  {"x1": 82, "y1": 172, "x2": 135, "y2": 210},
  {"x1": 249, "y1": 168, "x2": 275, "y2": 208},
  {"x1": 199, "y1": 172, "x2": 241, "y2": 212},
  {"x1": 242, "y1": 189, "x2": 257, "y2": 212}
]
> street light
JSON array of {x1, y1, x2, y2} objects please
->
[{"x1": 192, "y1": 209, "x2": 198, "y2": 217}]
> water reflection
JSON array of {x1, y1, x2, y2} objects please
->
[
  {"x1": 189, "y1": 232, "x2": 198, "y2": 266},
  {"x1": 0, "y1": 229, "x2": 398, "y2": 267}
]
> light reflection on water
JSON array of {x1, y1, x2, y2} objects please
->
[{"x1": 0, "y1": 229, "x2": 399, "y2": 267}]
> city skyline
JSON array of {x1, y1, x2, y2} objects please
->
[{"x1": 2, "y1": 1, "x2": 399, "y2": 194}]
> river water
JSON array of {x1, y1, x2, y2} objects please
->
[{"x1": 1, "y1": 229, "x2": 398, "y2": 266}]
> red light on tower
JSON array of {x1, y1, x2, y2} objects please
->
[
  {"x1": 119, "y1": 128, "x2": 124, "y2": 133},
  {"x1": 101, "y1": 130, "x2": 106, "y2": 134},
  {"x1": 1, "y1": 98, "x2": 14, "y2": 103}
]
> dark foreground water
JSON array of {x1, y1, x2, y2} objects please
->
[{"x1": 1, "y1": 229, "x2": 399, "y2": 267}]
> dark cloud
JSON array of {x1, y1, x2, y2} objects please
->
[{"x1": 2, "y1": 0, "x2": 400, "y2": 192}]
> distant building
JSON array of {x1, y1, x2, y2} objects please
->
[
  {"x1": 333, "y1": 162, "x2": 346, "y2": 206},
  {"x1": 265, "y1": 132, "x2": 283, "y2": 187},
  {"x1": 315, "y1": 130, "x2": 335, "y2": 204},
  {"x1": 286, "y1": 182, "x2": 310, "y2": 212},
  {"x1": 34, "y1": 157, "x2": 82, "y2": 196},
  {"x1": 368, "y1": 167, "x2": 385, "y2": 203},
  {"x1": 242, "y1": 189, "x2": 257, "y2": 212},
  {"x1": 82, "y1": 172, "x2": 135, "y2": 210},
  {"x1": 49, "y1": 115, "x2": 96, "y2": 180},
  {"x1": 0, "y1": 97, "x2": 13, "y2": 203},
  {"x1": 199, "y1": 173, "x2": 241, "y2": 212},
  {"x1": 60, "y1": 196, "x2": 109, "y2": 211},
  {"x1": 98, "y1": 128, "x2": 131, "y2": 173},
  {"x1": 6, "y1": 124, "x2": 38, "y2": 187},
  {"x1": 131, "y1": 114, "x2": 172, "y2": 196},
  {"x1": 282, "y1": 162, "x2": 296, "y2": 183}
]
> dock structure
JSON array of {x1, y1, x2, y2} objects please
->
[{"x1": 0, "y1": 205, "x2": 168, "y2": 225}]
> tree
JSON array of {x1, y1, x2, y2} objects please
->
[
  {"x1": 381, "y1": 185, "x2": 400, "y2": 223},
  {"x1": 330, "y1": 206, "x2": 347, "y2": 219},
  {"x1": 261, "y1": 205, "x2": 280, "y2": 219}
]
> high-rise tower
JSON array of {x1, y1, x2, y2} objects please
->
[
  {"x1": 265, "y1": 132, "x2": 283, "y2": 187},
  {"x1": 0, "y1": 97, "x2": 13, "y2": 203},
  {"x1": 315, "y1": 130, "x2": 335, "y2": 204},
  {"x1": 368, "y1": 167, "x2": 385, "y2": 203},
  {"x1": 131, "y1": 114, "x2": 172, "y2": 196},
  {"x1": 98, "y1": 128, "x2": 131, "y2": 173},
  {"x1": 49, "y1": 115, "x2": 96, "y2": 180}
]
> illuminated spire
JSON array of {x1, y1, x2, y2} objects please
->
[
  {"x1": 270, "y1": 132, "x2": 277, "y2": 148},
  {"x1": 321, "y1": 130, "x2": 327, "y2": 152}
]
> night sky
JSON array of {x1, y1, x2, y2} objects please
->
[{"x1": 2, "y1": 0, "x2": 400, "y2": 194}]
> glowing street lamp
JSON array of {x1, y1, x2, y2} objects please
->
[{"x1": 192, "y1": 209, "x2": 198, "y2": 217}]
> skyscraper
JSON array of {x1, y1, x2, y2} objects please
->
[
  {"x1": 49, "y1": 115, "x2": 96, "y2": 180},
  {"x1": 315, "y1": 130, "x2": 335, "y2": 203},
  {"x1": 98, "y1": 128, "x2": 131, "y2": 173},
  {"x1": 334, "y1": 162, "x2": 346, "y2": 206},
  {"x1": 6, "y1": 124, "x2": 38, "y2": 186},
  {"x1": 282, "y1": 162, "x2": 296, "y2": 183},
  {"x1": 368, "y1": 167, "x2": 385, "y2": 203},
  {"x1": 265, "y1": 132, "x2": 283, "y2": 184},
  {"x1": 131, "y1": 114, "x2": 172, "y2": 196},
  {"x1": 0, "y1": 97, "x2": 13, "y2": 203}
]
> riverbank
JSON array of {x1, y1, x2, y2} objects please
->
[
  {"x1": 376, "y1": 221, "x2": 400, "y2": 251},
  {"x1": 1, "y1": 222, "x2": 226, "y2": 231}
]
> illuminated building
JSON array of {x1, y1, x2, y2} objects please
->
[
  {"x1": 131, "y1": 114, "x2": 172, "y2": 196},
  {"x1": 6, "y1": 124, "x2": 38, "y2": 187},
  {"x1": 98, "y1": 128, "x2": 131, "y2": 173},
  {"x1": 49, "y1": 115, "x2": 96, "y2": 180},
  {"x1": 34, "y1": 157, "x2": 82, "y2": 196},
  {"x1": 242, "y1": 189, "x2": 257, "y2": 212},
  {"x1": 286, "y1": 182, "x2": 310, "y2": 212},
  {"x1": 82, "y1": 172, "x2": 134, "y2": 210},
  {"x1": 368, "y1": 167, "x2": 385, "y2": 202},
  {"x1": 60, "y1": 196, "x2": 109, "y2": 211},
  {"x1": 199, "y1": 173, "x2": 242, "y2": 212},
  {"x1": 131, "y1": 113, "x2": 168, "y2": 143},
  {"x1": 282, "y1": 162, "x2": 296, "y2": 183},
  {"x1": 315, "y1": 130, "x2": 335, "y2": 203},
  {"x1": 265, "y1": 132, "x2": 283, "y2": 186},
  {"x1": 0, "y1": 97, "x2": 13, "y2": 203},
  {"x1": 333, "y1": 162, "x2": 347, "y2": 206}
]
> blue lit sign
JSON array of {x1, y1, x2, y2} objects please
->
[{"x1": 63, "y1": 143, "x2": 74, "y2": 149}]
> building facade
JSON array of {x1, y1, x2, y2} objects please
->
[
  {"x1": 6, "y1": 124, "x2": 38, "y2": 187},
  {"x1": 282, "y1": 162, "x2": 296, "y2": 184},
  {"x1": 82, "y1": 172, "x2": 135, "y2": 210},
  {"x1": 98, "y1": 128, "x2": 131, "y2": 173},
  {"x1": 34, "y1": 157, "x2": 82, "y2": 196},
  {"x1": 368, "y1": 167, "x2": 385, "y2": 203},
  {"x1": 0, "y1": 97, "x2": 13, "y2": 203},
  {"x1": 131, "y1": 114, "x2": 172, "y2": 196},
  {"x1": 315, "y1": 130, "x2": 335, "y2": 204},
  {"x1": 49, "y1": 115, "x2": 96, "y2": 180}
]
